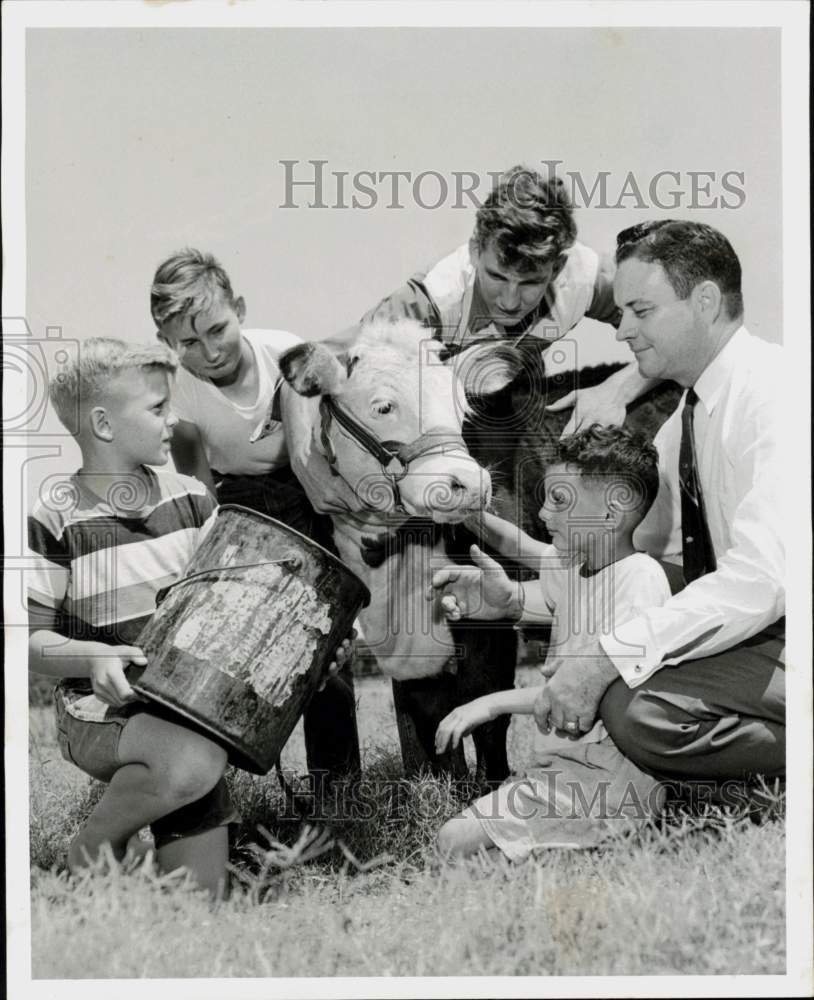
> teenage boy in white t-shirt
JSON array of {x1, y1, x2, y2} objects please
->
[{"x1": 150, "y1": 249, "x2": 359, "y2": 786}]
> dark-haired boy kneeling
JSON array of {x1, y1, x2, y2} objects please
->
[{"x1": 429, "y1": 425, "x2": 671, "y2": 859}]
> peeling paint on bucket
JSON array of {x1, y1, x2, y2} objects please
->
[{"x1": 133, "y1": 505, "x2": 370, "y2": 774}]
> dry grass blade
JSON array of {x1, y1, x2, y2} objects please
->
[
  {"x1": 229, "y1": 823, "x2": 338, "y2": 901},
  {"x1": 255, "y1": 823, "x2": 336, "y2": 868},
  {"x1": 335, "y1": 840, "x2": 394, "y2": 873}
]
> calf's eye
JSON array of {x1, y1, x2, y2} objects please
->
[{"x1": 371, "y1": 400, "x2": 395, "y2": 416}]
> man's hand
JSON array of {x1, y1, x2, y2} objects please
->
[
  {"x1": 533, "y1": 652, "x2": 619, "y2": 736},
  {"x1": 427, "y1": 545, "x2": 522, "y2": 621},
  {"x1": 545, "y1": 383, "x2": 627, "y2": 438},
  {"x1": 435, "y1": 698, "x2": 493, "y2": 754},
  {"x1": 318, "y1": 630, "x2": 356, "y2": 692},
  {"x1": 538, "y1": 658, "x2": 561, "y2": 680},
  {"x1": 88, "y1": 646, "x2": 148, "y2": 707}
]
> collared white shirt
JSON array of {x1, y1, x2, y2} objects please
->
[{"x1": 600, "y1": 326, "x2": 786, "y2": 687}]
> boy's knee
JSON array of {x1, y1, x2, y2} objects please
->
[
  {"x1": 436, "y1": 820, "x2": 459, "y2": 857},
  {"x1": 161, "y1": 738, "x2": 228, "y2": 807}
]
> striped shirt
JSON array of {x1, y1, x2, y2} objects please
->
[{"x1": 27, "y1": 466, "x2": 217, "y2": 720}]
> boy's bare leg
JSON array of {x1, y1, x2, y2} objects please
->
[
  {"x1": 437, "y1": 810, "x2": 497, "y2": 858},
  {"x1": 68, "y1": 713, "x2": 227, "y2": 874},
  {"x1": 157, "y1": 826, "x2": 230, "y2": 899}
]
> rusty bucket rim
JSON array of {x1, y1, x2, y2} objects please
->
[{"x1": 215, "y1": 503, "x2": 371, "y2": 608}]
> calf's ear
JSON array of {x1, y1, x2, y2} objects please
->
[
  {"x1": 279, "y1": 342, "x2": 347, "y2": 397},
  {"x1": 454, "y1": 342, "x2": 524, "y2": 397}
]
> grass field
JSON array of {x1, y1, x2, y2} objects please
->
[{"x1": 28, "y1": 671, "x2": 786, "y2": 980}]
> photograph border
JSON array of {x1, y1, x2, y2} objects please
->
[{"x1": 3, "y1": 2, "x2": 811, "y2": 998}]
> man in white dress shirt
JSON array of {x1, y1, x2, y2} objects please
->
[{"x1": 533, "y1": 220, "x2": 785, "y2": 781}]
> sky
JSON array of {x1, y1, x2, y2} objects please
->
[
  {"x1": 26, "y1": 27, "x2": 781, "y2": 344},
  {"x1": 21, "y1": 26, "x2": 783, "y2": 492}
]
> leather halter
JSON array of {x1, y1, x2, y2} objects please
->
[{"x1": 318, "y1": 395, "x2": 468, "y2": 512}]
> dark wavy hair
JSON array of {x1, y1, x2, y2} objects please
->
[
  {"x1": 615, "y1": 220, "x2": 743, "y2": 320},
  {"x1": 557, "y1": 424, "x2": 660, "y2": 517},
  {"x1": 472, "y1": 165, "x2": 577, "y2": 274}
]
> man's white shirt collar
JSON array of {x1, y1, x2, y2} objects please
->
[{"x1": 691, "y1": 324, "x2": 748, "y2": 415}]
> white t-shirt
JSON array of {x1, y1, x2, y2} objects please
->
[
  {"x1": 530, "y1": 549, "x2": 672, "y2": 754},
  {"x1": 171, "y1": 328, "x2": 302, "y2": 476}
]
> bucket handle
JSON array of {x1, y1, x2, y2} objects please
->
[{"x1": 155, "y1": 554, "x2": 304, "y2": 607}]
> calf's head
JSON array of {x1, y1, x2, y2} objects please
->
[{"x1": 275, "y1": 320, "x2": 520, "y2": 523}]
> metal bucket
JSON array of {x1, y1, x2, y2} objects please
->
[{"x1": 132, "y1": 505, "x2": 370, "y2": 774}]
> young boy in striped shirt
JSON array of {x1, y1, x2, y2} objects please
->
[{"x1": 27, "y1": 338, "x2": 242, "y2": 895}]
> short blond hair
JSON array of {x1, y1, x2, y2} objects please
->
[
  {"x1": 49, "y1": 337, "x2": 177, "y2": 432},
  {"x1": 150, "y1": 248, "x2": 237, "y2": 328}
]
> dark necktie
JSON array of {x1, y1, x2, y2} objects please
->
[{"x1": 679, "y1": 388, "x2": 717, "y2": 584}]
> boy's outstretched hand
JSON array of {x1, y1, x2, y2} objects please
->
[
  {"x1": 89, "y1": 646, "x2": 148, "y2": 707},
  {"x1": 427, "y1": 545, "x2": 523, "y2": 621},
  {"x1": 435, "y1": 697, "x2": 493, "y2": 754}
]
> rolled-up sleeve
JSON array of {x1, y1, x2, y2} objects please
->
[{"x1": 361, "y1": 272, "x2": 443, "y2": 332}]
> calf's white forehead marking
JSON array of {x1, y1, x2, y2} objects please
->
[{"x1": 342, "y1": 343, "x2": 466, "y2": 433}]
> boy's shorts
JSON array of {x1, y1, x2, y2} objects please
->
[
  {"x1": 54, "y1": 688, "x2": 239, "y2": 849},
  {"x1": 459, "y1": 736, "x2": 666, "y2": 862}
]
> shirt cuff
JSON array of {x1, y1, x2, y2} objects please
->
[{"x1": 599, "y1": 617, "x2": 661, "y2": 688}]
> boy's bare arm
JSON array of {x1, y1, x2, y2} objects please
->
[
  {"x1": 170, "y1": 419, "x2": 216, "y2": 492},
  {"x1": 435, "y1": 687, "x2": 540, "y2": 752},
  {"x1": 464, "y1": 511, "x2": 548, "y2": 569},
  {"x1": 29, "y1": 601, "x2": 146, "y2": 706},
  {"x1": 477, "y1": 686, "x2": 540, "y2": 717}
]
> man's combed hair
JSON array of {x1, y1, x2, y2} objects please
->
[
  {"x1": 472, "y1": 165, "x2": 577, "y2": 274},
  {"x1": 49, "y1": 338, "x2": 177, "y2": 432},
  {"x1": 557, "y1": 424, "x2": 660, "y2": 516},
  {"x1": 150, "y1": 248, "x2": 237, "y2": 327},
  {"x1": 615, "y1": 219, "x2": 744, "y2": 320}
]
